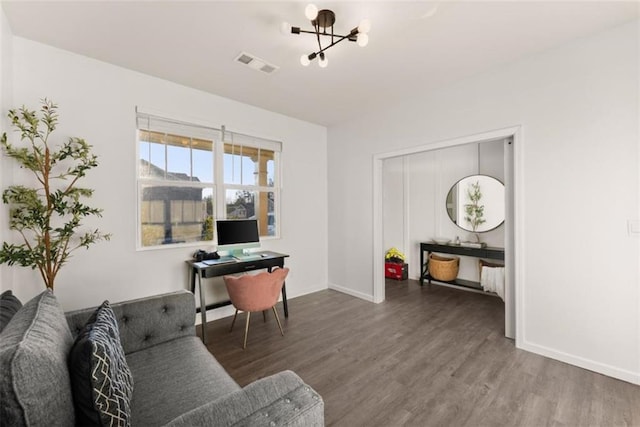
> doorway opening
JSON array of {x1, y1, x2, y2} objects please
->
[{"x1": 372, "y1": 127, "x2": 522, "y2": 340}]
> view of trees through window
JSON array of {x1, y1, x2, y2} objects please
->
[
  {"x1": 225, "y1": 190, "x2": 276, "y2": 237},
  {"x1": 137, "y1": 124, "x2": 279, "y2": 248},
  {"x1": 223, "y1": 143, "x2": 276, "y2": 237}
]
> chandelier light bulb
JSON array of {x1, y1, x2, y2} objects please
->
[
  {"x1": 300, "y1": 54, "x2": 311, "y2": 67},
  {"x1": 357, "y1": 19, "x2": 371, "y2": 34},
  {"x1": 305, "y1": 4, "x2": 319, "y2": 21},
  {"x1": 357, "y1": 33, "x2": 369, "y2": 47},
  {"x1": 318, "y1": 56, "x2": 328, "y2": 68},
  {"x1": 280, "y1": 22, "x2": 292, "y2": 35}
]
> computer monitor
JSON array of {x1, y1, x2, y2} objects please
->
[{"x1": 216, "y1": 219, "x2": 260, "y2": 258}]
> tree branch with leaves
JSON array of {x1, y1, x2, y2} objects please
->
[
  {"x1": 463, "y1": 180, "x2": 486, "y2": 233},
  {"x1": 0, "y1": 99, "x2": 110, "y2": 290}
]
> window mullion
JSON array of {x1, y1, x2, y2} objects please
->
[
  {"x1": 215, "y1": 137, "x2": 225, "y2": 219},
  {"x1": 163, "y1": 133, "x2": 168, "y2": 180},
  {"x1": 240, "y1": 144, "x2": 243, "y2": 186},
  {"x1": 139, "y1": 178, "x2": 212, "y2": 188},
  {"x1": 189, "y1": 137, "x2": 193, "y2": 181}
]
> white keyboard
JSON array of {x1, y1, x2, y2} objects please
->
[
  {"x1": 202, "y1": 257, "x2": 236, "y2": 265},
  {"x1": 232, "y1": 254, "x2": 262, "y2": 261}
]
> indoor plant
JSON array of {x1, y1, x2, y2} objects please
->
[
  {"x1": 0, "y1": 99, "x2": 110, "y2": 291},
  {"x1": 385, "y1": 247, "x2": 405, "y2": 264},
  {"x1": 464, "y1": 180, "x2": 486, "y2": 232}
]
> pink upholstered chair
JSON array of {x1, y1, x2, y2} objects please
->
[{"x1": 223, "y1": 267, "x2": 289, "y2": 349}]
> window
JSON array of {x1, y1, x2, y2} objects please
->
[
  {"x1": 222, "y1": 132, "x2": 280, "y2": 238},
  {"x1": 136, "y1": 111, "x2": 281, "y2": 249}
]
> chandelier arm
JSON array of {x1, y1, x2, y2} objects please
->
[
  {"x1": 293, "y1": 8, "x2": 366, "y2": 64},
  {"x1": 305, "y1": 33, "x2": 354, "y2": 59},
  {"x1": 315, "y1": 21, "x2": 323, "y2": 52},
  {"x1": 295, "y1": 29, "x2": 352, "y2": 38}
]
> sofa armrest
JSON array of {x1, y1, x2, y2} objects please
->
[
  {"x1": 165, "y1": 370, "x2": 324, "y2": 427},
  {"x1": 65, "y1": 290, "x2": 196, "y2": 354}
]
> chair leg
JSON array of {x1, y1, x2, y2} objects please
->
[
  {"x1": 263, "y1": 310, "x2": 267, "y2": 322},
  {"x1": 230, "y1": 309, "x2": 238, "y2": 332},
  {"x1": 272, "y1": 306, "x2": 284, "y2": 336},
  {"x1": 243, "y1": 312, "x2": 251, "y2": 349}
]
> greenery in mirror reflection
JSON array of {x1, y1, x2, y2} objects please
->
[{"x1": 464, "y1": 181, "x2": 486, "y2": 232}]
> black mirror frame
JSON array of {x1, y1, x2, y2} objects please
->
[{"x1": 446, "y1": 174, "x2": 505, "y2": 233}]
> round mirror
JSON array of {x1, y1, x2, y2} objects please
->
[{"x1": 446, "y1": 175, "x2": 505, "y2": 233}]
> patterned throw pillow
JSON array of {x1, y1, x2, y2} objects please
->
[
  {"x1": 0, "y1": 290, "x2": 22, "y2": 333},
  {"x1": 68, "y1": 301, "x2": 134, "y2": 427}
]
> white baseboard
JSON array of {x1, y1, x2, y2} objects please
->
[
  {"x1": 328, "y1": 282, "x2": 375, "y2": 302},
  {"x1": 519, "y1": 339, "x2": 640, "y2": 385}
]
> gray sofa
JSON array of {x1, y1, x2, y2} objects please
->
[{"x1": 0, "y1": 289, "x2": 324, "y2": 426}]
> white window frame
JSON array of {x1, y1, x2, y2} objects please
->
[
  {"x1": 135, "y1": 109, "x2": 282, "y2": 250},
  {"x1": 218, "y1": 126, "x2": 282, "y2": 239}
]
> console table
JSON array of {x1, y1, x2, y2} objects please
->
[
  {"x1": 420, "y1": 242, "x2": 504, "y2": 291},
  {"x1": 187, "y1": 251, "x2": 289, "y2": 343}
]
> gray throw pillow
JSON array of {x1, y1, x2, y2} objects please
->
[
  {"x1": 68, "y1": 301, "x2": 134, "y2": 427},
  {"x1": 0, "y1": 290, "x2": 22, "y2": 333},
  {"x1": 0, "y1": 289, "x2": 75, "y2": 426}
]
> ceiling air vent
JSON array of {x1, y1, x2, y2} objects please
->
[{"x1": 235, "y1": 52, "x2": 279, "y2": 75}]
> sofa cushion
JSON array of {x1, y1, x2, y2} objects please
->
[
  {"x1": 165, "y1": 370, "x2": 325, "y2": 427},
  {"x1": 0, "y1": 289, "x2": 75, "y2": 426},
  {"x1": 127, "y1": 335, "x2": 240, "y2": 426},
  {"x1": 66, "y1": 291, "x2": 196, "y2": 355},
  {"x1": 0, "y1": 289, "x2": 22, "y2": 333},
  {"x1": 68, "y1": 301, "x2": 134, "y2": 426}
]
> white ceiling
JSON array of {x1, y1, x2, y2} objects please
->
[{"x1": 3, "y1": 1, "x2": 638, "y2": 126}]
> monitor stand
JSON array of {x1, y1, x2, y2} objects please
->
[{"x1": 231, "y1": 249, "x2": 261, "y2": 261}]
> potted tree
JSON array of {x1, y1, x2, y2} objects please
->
[
  {"x1": 0, "y1": 99, "x2": 110, "y2": 291},
  {"x1": 464, "y1": 180, "x2": 486, "y2": 243}
]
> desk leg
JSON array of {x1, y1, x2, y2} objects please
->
[
  {"x1": 282, "y1": 283, "x2": 288, "y2": 318},
  {"x1": 268, "y1": 265, "x2": 289, "y2": 318},
  {"x1": 420, "y1": 247, "x2": 424, "y2": 286},
  {"x1": 197, "y1": 270, "x2": 207, "y2": 344}
]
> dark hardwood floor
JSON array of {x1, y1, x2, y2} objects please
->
[{"x1": 202, "y1": 280, "x2": 640, "y2": 426}]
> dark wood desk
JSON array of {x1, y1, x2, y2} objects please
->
[
  {"x1": 420, "y1": 242, "x2": 504, "y2": 291},
  {"x1": 187, "y1": 251, "x2": 290, "y2": 343}
]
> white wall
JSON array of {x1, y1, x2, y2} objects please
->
[
  {"x1": 7, "y1": 38, "x2": 328, "y2": 320},
  {"x1": 0, "y1": 6, "x2": 13, "y2": 291},
  {"x1": 413, "y1": 141, "x2": 505, "y2": 281},
  {"x1": 382, "y1": 157, "x2": 405, "y2": 257},
  {"x1": 328, "y1": 21, "x2": 639, "y2": 383}
]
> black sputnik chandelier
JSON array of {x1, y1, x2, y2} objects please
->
[{"x1": 282, "y1": 4, "x2": 371, "y2": 68}]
